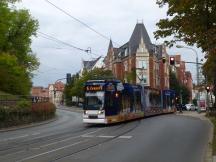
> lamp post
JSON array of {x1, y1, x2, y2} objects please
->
[
  {"x1": 176, "y1": 45, "x2": 199, "y2": 85},
  {"x1": 176, "y1": 45, "x2": 200, "y2": 110}
]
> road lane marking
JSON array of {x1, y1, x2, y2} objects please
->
[
  {"x1": 40, "y1": 128, "x2": 104, "y2": 148},
  {"x1": 16, "y1": 140, "x2": 86, "y2": 162},
  {"x1": 118, "y1": 136, "x2": 132, "y2": 139},
  {"x1": 81, "y1": 135, "x2": 94, "y2": 138},
  {"x1": 98, "y1": 135, "x2": 115, "y2": 138},
  {"x1": 31, "y1": 132, "x2": 40, "y2": 136},
  {"x1": 81, "y1": 135, "x2": 132, "y2": 139},
  {"x1": 82, "y1": 128, "x2": 105, "y2": 136}
]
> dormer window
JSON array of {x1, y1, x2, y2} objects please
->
[
  {"x1": 125, "y1": 49, "x2": 128, "y2": 56},
  {"x1": 124, "y1": 62, "x2": 128, "y2": 71},
  {"x1": 118, "y1": 52, "x2": 121, "y2": 57}
]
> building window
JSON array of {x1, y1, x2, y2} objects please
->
[
  {"x1": 124, "y1": 62, "x2": 128, "y2": 71},
  {"x1": 138, "y1": 60, "x2": 147, "y2": 69},
  {"x1": 125, "y1": 49, "x2": 128, "y2": 56},
  {"x1": 143, "y1": 75, "x2": 147, "y2": 84}
]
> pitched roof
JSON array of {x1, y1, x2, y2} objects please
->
[
  {"x1": 129, "y1": 23, "x2": 152, "y2": 54},
  {"x1": 106, "y1": 23, "x2": 162, "y2": 61},
  {"x1": 113, "y1": 43, "x2": 129, "y2": 59},
  {"x1": 31, "y1": 86, "x2": 49, "y2": 97},
  {"x1": 83, "y1": 56, "x2": 101, "y2": 70},
  {"x1": 108, "y1": 39, "x2": 113, "y2": 50},
  {"x1": 54, "y1": 81, "x2": 65, "y2": 91}
]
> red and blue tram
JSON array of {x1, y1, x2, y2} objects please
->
[{"x1": 83, "y1": 79, "x2": 176, "y2": 124}]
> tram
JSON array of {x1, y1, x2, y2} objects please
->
[{"x1": 83, "y1": 79, "x2": 176, "y2": 124}]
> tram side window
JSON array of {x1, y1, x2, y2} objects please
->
[{"x1": 134, "y1": 91, "x2": 141, "y2": 111}]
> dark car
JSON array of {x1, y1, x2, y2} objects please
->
[
  {"x1": 181, "y1": 104, "x2": 187, "y2": 111},
  {"x1": 176, "y1": 104, "x2": 186, "y2": 111},
  {"x1": 176, "y1": 104, "x2": 181, "y2": 111}
]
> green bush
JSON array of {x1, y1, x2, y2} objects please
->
[
  {"x1": 17, "y1": 99, "x2": 31, "y2": 109},
  {"x1": 0, "y1": 106, "x2": 7, "y2": 121},
  {"x1": 210, "y1": 117, "x2": 216, "y2": 155}
]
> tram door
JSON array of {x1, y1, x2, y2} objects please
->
[{"x1": 104, "y1": 91, "x2": 120, "y2": 116}]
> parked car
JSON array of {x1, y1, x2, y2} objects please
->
[
  {"x1": 185, "y1": 104, "x2": 196, "y2": 111},
  {"x1": 181, "y1": 104, "x2": 187, "y2": 111},
  {"x1": 175, "y1": 104, "x2": 186, "y2": 111}
]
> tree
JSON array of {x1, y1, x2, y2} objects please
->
[
  {"x1": 125, "y1": 68, "x2": 136, "y2": 84},
  {"x1": 64, "y1": 73, "x2": 79, "y2": 105},
  {"x1": 73, "y1": 68, "x2": 113, "y2": 97},
  {"x1": 0, "y1": 0, "x2": 39, "y2": 95},
  {"x1": 0, "y1": 2, "x2": 39, "y2": 70},
  {"x1": 192, "y1": 98, "x2": 198, "y2": 106},
  {"x1": 155, "y1": 0, "x2": 216, "y2": 51},
  {"x1": 64, "y1": 68, "x2": 113, "y2": 105},
  {"x1": 0, "y1": 53, "x2": 31, "y2": 95},
  {"x1": 154, "y1": 0, "x2": 216, "y2": 104},
  {"x1": 169, "y1": 70, "x2": 190, "y2": 104}
]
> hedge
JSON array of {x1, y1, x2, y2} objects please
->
[{"x1": 0, "y1": 100, "x2": 56, "y2": 128}]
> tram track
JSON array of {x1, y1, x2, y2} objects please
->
[
  {"x1": 49, "y1": 120, "x2": 141, "y2": 162},
  {"x1": 0, "y1": 121, "x2": 126, "y2": 159},
  {"x1": 0, "y1": 107, "x2": 142, "y2": 162},
  {"x1": 0, "y1": 125, "x2": 98, "y2": 156}
]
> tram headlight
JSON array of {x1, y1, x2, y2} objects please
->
[
  {"x1": 115, "y1": 93, "x2": 119, "y2": 98},
  {"x1": 98, "y1": 110, "x2": 104, "y2": 114}
]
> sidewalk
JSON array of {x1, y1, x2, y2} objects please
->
[{"x1": 177, "y1": 111, "x2": 213, "y2": 162}]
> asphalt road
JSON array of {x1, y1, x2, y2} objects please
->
[{"x1": 0, "y1": 109, "x2": 210, "y2": 162}]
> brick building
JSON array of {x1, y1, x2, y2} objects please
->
[
  {"x1": 104, "y1": 23, "x2": 169, "y2": 90},
  {"x1": 184, "y1": 71, "x2": 193, "y2": 101},
  {"x1": 31, "y1": 86, "x2": 49, "y2": 97},
  {"x1": 170, "y1": 55, "x2": 186, "y2": 85},
  {"x1": 48, "y1": 81, "x2": 65, "y2": 105},
  {"x1": 170, "y1": 54, "x2": 193, "y2": 102}
]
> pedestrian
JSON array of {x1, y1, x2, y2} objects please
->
[{"x1": 179, "y1": 104, "x2": 183, "y2": 113}]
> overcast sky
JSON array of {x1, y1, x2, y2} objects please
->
[{"x1": 16, "y1": 0, "x2": 204, "y2": 87}]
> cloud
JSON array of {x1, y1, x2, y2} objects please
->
[{"x1": 16, "y1": 0, "x2": 204, "y2": 86}]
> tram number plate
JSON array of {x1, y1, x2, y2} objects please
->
[{"x1": 89, "y1": 115, "x2": 98, "y2": 119}]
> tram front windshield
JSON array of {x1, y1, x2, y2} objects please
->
[{"x1": 85, "y1": 92, "x2": 104, "y2": 110}]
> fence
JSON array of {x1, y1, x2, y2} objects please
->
[{"x1": 0, "y1": 95, "x2": 50, "y2": 107}]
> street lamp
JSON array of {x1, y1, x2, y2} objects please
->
[
  {"x1": 176, "y1": 45, "x2": 199, "y2": 85},
  {"x1": 176, "y1": 45, "x2": 200, "y2": 110}
]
